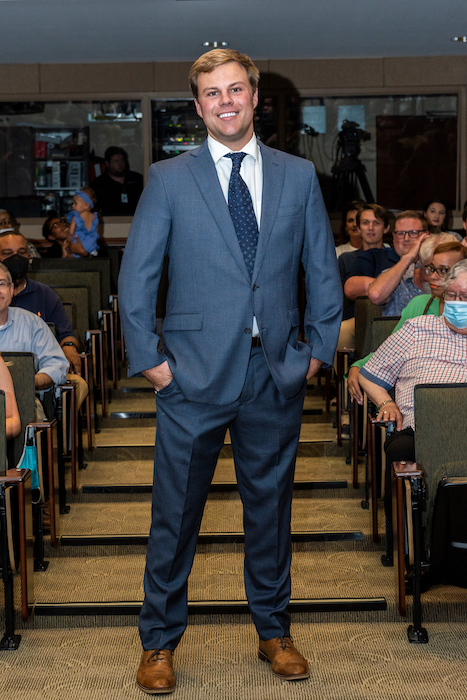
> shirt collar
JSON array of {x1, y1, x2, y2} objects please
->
[
  {"x1": 0, "y1": 308, "x2": 13, "y2": 330},
  {"x1": 207, "y1": 133, "x2": 259, "y2": 165}
]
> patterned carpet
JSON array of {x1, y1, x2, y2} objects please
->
[{"x1": 3, "y1": 621, "x2": 467, "y2": 700}]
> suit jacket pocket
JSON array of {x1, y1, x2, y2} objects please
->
[
  {"x1": 276, "y1": 205, "x2": 303, "y2": 218},
  {"x1": 163, "y1": 313, "x2": 203, "y2": 331}
]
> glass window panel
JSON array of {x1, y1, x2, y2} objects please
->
[
  {"x1": 293, "y1": 94, "x2": 458, "y2": 211},
  {"x1": 0, "y1": 100, "x2": 143, "y2": 217},
  {"x1": 151, "y1": 96, "x2": 279, "y2": 162}
]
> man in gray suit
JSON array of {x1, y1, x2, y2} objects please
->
[{"x1": 119, "y1": 49, "x2": 342, "y2": 694}]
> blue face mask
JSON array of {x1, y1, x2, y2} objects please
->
[{"x1": 443, "y1": 300, "x2": 467, "y2": 329}]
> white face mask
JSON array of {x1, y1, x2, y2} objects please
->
[{"x1": 443, "y1": 300, "x2": 467, "y2": 329}]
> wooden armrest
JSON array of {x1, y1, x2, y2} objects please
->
[
  {"x1": 29, "y1": 419, "x2": 57, "y2": 429},
  {"x1": 0, "y1": 468, "x2": 31, "y2": 484},
  {"x1": 392, "y1": 460, "x2": 424, "y2": 478}
]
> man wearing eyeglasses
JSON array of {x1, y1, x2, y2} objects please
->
[{"x1": 344, "y1": 210, "x2": 430, "y2": 316}]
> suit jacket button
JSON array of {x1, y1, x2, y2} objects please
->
[
  {"x1": 244, "y1": 327, "x2": 252, "y2": 334},
  {"x1": 252, "y1": 284, "x2": 257, "y2": 291}
]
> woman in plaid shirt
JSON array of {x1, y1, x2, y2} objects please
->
[{"x1": 359, "y1": 259, "x2": 467, "y2": 561}]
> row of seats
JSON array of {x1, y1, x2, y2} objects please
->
[
  {"x1": 336, "y1": 296, "x2": 467, "y2": 643},
  {"x1": 0, "y1": 256, "x2": 123, "y2": 648}
]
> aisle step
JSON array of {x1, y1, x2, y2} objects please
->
[
  {"x1": 90, "y1": 422, "x2": 336, "y2": 449},
  {"x1": 82, "y1": 479, "x2": 348, "y2": 494},
  {"x1": 35, "y1": 597, "x2": 387, "y2": 617},
  {"x1": 60, "y1": 530, "x2": 363, "y2": 546}
]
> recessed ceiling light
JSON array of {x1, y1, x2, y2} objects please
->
[
  {"x1": 202, "y1": 41, "x2": 229, "y2": 48},
  {"x1": 451, "y1": 36, "x2": 467, "y2": 42}
]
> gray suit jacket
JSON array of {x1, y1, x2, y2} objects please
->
[{"x1": 119, "y1": 140, "x2": 342, "y2": 404}]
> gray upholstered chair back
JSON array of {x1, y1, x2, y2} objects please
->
[
  {"x1": 354, "y1": 296, "x2": 382, "y2": 359},
  {"x1": 1, "y1": 353, "x2": 36, "y2": 468},
  {"x1": 30, "y1": 258, "x2": 111, "y2": 305},
  {"x1": 414, "y1": 383, "x2": 467, "y2": 534},
  {"x1": 370, "y1": 316, "x2": 400, "y2": 352},
  {"x1": 28, "y1": 271, "x2": 101, "y2": 329},
  {"x1": 52, "y1": 286, "x2": 90, "y2": 347},
  {"x1": 0, "y1": 391, "x2": 6, "y2": 477}
]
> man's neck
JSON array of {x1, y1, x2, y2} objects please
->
[
  {"x1": 362, "y1": 241, "x2": 383, "y2": 251},
  {"x1": 0, "y1": 308, "x2": 9, "y2": 326},
  {"x1": 108, "y1": 172, "x2": 125, "y2": 184},
  {"x1": 13, "y1": 278, "x2": 26, "y2": 296}
]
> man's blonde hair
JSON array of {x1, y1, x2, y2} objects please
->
[{"x1": 189, "y1": 49, "x2": 260, "y2": 99}]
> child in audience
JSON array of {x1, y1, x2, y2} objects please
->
[{"x1": 67, "y1": 188, "x2": 99, "y2": 257}]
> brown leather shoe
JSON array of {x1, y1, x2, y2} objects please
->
[
  {"x1": 136, "y1": 649, "x2": 176, "y2": 694},
  {"x1": 258, "y1": 636, "x2": 310, "y2": 680}
]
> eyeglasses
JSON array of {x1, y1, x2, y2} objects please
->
[
  {"x1": 444, "y1": 291, "x2": 467, "y2": 302},
  {"x1": 394, "y1": 229, "x2": 424, "y2": 239},
  {"x1": 0, "y1": 280, "x2": 11, "y2": 287},
  {"x1": 425, "y1": 264, "x2": 450, "y2": 278}
]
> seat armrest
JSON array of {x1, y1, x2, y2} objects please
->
[
  {"x1": 0, "y1": 468, "x2": 31, "y2": 484},
  {"x1": 28, "y1": 419, "x2": 56, "y2": 432}
]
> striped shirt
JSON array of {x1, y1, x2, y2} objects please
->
[{"x1": 360, "y1": 314, "x2": 467, "y2": 430}]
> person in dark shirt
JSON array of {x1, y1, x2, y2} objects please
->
[
  {"x1": 343, "y1": 210, "x2": 430, "y2": 317},
  {"x1": 0, "y1": 231, "x2": 81, "y2": 374},
  {"x1": 337, "y1": 204, "x2": 389, "y2": 351},
  {"x1": 91, "y1": 147, "x2": 143, "y2": 216},
  {"x1": 42, "y1": 217, "x2": 71, "y2": 258}
]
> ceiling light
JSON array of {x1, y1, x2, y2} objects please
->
[
  {"x1": 202, "y1": 41, "x2": 229, "y2": 48},
  {"x1": 451, "y1": 36, "x2": 467, "y2": 42}
]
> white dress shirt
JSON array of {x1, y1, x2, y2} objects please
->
[{"x1": 207, "y1": 133, "x2": 263, "y2": 336}]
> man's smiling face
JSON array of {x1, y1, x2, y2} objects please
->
[{"x1": 194, "y1": 60, "x2": 258, "y2": 151}]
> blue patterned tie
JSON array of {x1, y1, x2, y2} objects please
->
[{"x1": 224, "y1": 152, "x2": 258, "y2": 278}]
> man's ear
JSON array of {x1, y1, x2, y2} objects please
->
[
  {"x1": 194, "y1": 99, "x2": 202, "y2": 120},
  {"x1": 253, "y1": 89, "x2": 259, "y2": 110}
]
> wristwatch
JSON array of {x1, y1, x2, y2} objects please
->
[{"x1": 62, "y1": 342, "x2": 76, "y2": 347}]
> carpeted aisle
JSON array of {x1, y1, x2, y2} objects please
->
[{"x1": 2, "y1": 621, "x2": 467, "y2": 700}]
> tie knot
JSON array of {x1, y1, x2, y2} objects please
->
[{"x1": 225, "y1": 152, "x2": 246, "y2": 173}]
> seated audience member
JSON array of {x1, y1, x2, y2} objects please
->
[
  {"x1": 0, "y1": 232, "x2": 88, "y2": 406},
  {"x1": 91, "y1": 146, "x2": 144, "y2": 216},
  {"x1": 337, "y1": 203, "x2": 390, "y2": 350},
  {"x1": 335, "y1": 200, "x2": 366, "y2": 257},
  {"x1": 344, "y1": 210, "x2": 430, "y2": 317},
  {"x1": 418, "y1": 232, "x2": 459, "y2": 269},
  {"x1": 0, "y1": 354, "x2": 21, "y2": 439},
  {"x1": 42, "y1": 215, "x2": 99, "y2": 259},
  {"x1": 0, "y1": 263, "x2": 69, "y2": 392},
  {"x1": 42, "y1": 217, "x2": 73, "y2": 258},
  {"x1": 348, "y1": 239, "x2": 467, "y2": 402},
  {"x1": 423, "y1": 197, "x2": 462, "y2": 240},
  {"x1": 0, "y1": 209, "x2": 41, "y2": 259},
  {"x1": 358, "y1": 259, "x2": 467, "y2": 558}
]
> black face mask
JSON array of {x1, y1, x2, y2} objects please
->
[{"x1": 3, "y1": 254, "x2": 29, "y2": 282}]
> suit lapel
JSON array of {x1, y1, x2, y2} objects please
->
[
  {"x1": 253, "y1": 143, "x2": 284, "y2": 280},
  {"x1": 187, "y1": 142, "x2": 250, "y2": 282}
]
